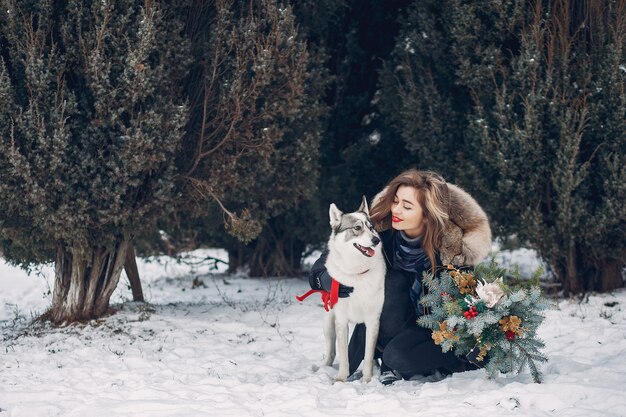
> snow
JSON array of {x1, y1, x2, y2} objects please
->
[
  {"x1": 492, "y1": 245, "x2": 551, "y2": 280},
  {"x1": 1, "y1": 249, "x2": 626, "y2": 417}
]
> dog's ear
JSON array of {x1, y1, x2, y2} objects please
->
[
  {"x1": 329, "y1": 203, "x2": 343, "y2": 228},
  {"x1": 358, "y1": 195, "x2": 370, "y2": 216}
]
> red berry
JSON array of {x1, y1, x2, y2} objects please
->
[{"x1": 505, "y1": 331, "x2": 516, "y2": 341}]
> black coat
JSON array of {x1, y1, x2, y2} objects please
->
[{"x1": 381, "y1": 230, "x2": 424, "y2": 338}]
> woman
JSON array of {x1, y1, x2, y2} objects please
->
[{"x1": 309, "y1": 169, "x2": 491, "y2": 384}]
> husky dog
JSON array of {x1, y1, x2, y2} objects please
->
[{"x1": 324, "y1": 197, "x2": 386, "y2": 383}]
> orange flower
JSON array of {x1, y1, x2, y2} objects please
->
[
  {"x1": 431, "y1": 321, "x2": 459, "y2": 345},
  {"x1": 476, "y1": 344, "x2": 491, "y2": 361},
  {"x1": 499, "y1": 315, "x2": 524, "y2": 336},
  {"x1": 455, "y1": 271, "x2": 477, "y2": 295}
]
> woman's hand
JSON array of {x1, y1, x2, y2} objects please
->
[{"x1": 309, "y1": 269, "x2": 354, "y2": 298}]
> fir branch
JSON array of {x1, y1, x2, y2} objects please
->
[{"x1": 515, "y1": 340, "x2": 545, "y2": 383}]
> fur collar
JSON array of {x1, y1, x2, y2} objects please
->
[{"x1": 439, "y1": 184, "x2": 491, "y2": 266}]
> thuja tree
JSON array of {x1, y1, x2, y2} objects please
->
[
  {"x1": 470, "y1": 0, "x2": 626, "y2": 294},
  {"x1": 0, "y1": 0, "x2": 190, "y2": 323},
  {"x1": 238, "y1": 1, "x2": 334, "y2": 277},
  {"x1": 172, "y1": 1, "x2": 326, "y2": 276},
  {"x1": 377, "y1": 0, "x2": 465, "y2": 178},
  {"x1": 377, "y1": 0, "x2": 525, "y2": 184},
  {"x1": 222, "y1": 13, "x2": 329, "y2": 277},
  {"x1": 380, "y1": 0, "x2": 625, "y2": 294},
  {"x1": 294, "y1": 0, "x2": 414, "y2": 253}
]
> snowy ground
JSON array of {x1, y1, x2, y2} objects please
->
[{"x1": 1, "y1": 249, "x2": 625, "y2": 417}]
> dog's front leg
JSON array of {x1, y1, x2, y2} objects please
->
[
  {"x1": 323, "y1": 312, "x2": 336, "y2": 366},
  {"x1": 362, "y1": 319, "x2": 380, "y2": 383},
  {"x1": 334, "y1": 317, "x2": 350, "y2": 382}
]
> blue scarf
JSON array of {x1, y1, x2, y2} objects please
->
[
  {"x1": 393, "y1": 231, "x2": 430, "y2": 272},
  {"x1": 393, "y1": 231, "x2": 431, "y2": 316}
]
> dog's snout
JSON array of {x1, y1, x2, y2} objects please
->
[{"x1": 371, "y1": 236, "x2": 380, "y2": 246}]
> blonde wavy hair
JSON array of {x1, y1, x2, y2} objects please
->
[{"x1": 370, "y1": 169, "x2": 450, "y2": 271}]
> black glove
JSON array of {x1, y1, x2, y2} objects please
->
[{"x1": 309, "y1": 269, "x2": 353, "y2": 298}]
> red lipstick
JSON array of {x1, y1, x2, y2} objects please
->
[{"x1": 391, "y1": 216, "x2": 402, "y2": 223}]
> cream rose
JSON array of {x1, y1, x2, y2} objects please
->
[{"x1": 476, "y1": 277, "x2": 505, "y2": 308}]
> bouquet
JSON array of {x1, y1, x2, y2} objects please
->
[{"x1": 417, "y1": 261, "x2": 551, "y2": 383}]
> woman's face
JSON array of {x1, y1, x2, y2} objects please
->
[{"x1": 391, "y1": 185, "x2": 425, "y2": 238}]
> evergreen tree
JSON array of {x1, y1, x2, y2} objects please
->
[
  {"x1": 0, "y1": 0, "x2": 190, "y2": 323},
  {"x1": 377, "y1": 0, "x2": 464, "y2": 178},
  {"x1": 162, "y1": 0, "x2": 406, "y2": 278},
  {"x1": 379, "y1": 0, "x2": 625, "y2": 294},
  {"x1": 297, "y1": 0, "x2": 413, "y2": 253},
  {"x1": 378, "y1": 0, "x2": 525, "y2": 184},
  {"x1": 183, "y1": 0, "x2": 418, "y2": 276},
  {"x1": 152, "y1": 1, "x2": 327, "y2": 277},
  {"x1": 470, "y1": 0, "x2": 626, "y2": 294}
]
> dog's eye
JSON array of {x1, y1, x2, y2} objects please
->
[{"x1": 354, "y1": 225, "x2": 362, "y2": 231}]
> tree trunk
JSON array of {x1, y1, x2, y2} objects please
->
[
  {"x1": 559, "y1": 241, "x2": 584, "y2": 296},
  {"x1": 556, "y1": 242, "x2": 624, "y2": 296},
  {"x1": 227, "y1": 245, "x2": 247, "y2": 274},
  {"x1": 592, "y1": 258, "x2": 624, "y2": 292},
  {"x1": 248, "y1": 234, "x2": 305, "y2": 277},
  {"x1": 124, "y1": 243, "x2": 144, "y2": 302},
  {"x1": 48, "y1": 240, "x2": 129, "y2": 324}
]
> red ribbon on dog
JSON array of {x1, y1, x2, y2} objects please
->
[{"x1": 295, "y1": 278, "x2": 340, "y2": 312}]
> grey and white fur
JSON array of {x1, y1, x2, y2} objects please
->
[{"x1": 323, "y1": 196, "x2": 386, "y2": 383}]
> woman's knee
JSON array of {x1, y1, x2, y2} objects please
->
[{"x1": 382, "y1": 341, "x2": 408, "y2": 373}]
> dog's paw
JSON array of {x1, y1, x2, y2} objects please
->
[
  {"x1": 334, "y1": 371, "x2": 348, "y2": 383},
  {"x1": 362, "y1": 366, "x2": 373, "y2": 383}
]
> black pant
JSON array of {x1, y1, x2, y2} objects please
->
[
  {"x1": 349, "y1": 325, "x2": 460, "y2": 378},
  {"x1": 382, "y1": 326, "x2": 460, "y2": 378}
]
